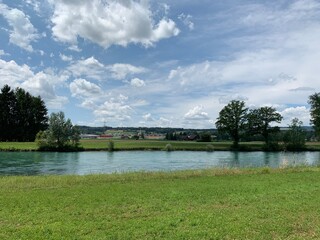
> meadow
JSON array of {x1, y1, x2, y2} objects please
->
[
  {"x1": 1, "y1": 139, "x2": 320, "y2": 151},
  {"x1": 0, "y1": 167, "x2": 320, "y2": 239}
]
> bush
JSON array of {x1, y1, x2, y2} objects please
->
[
  {"x1": 107, "y1": 140, "x2": 114, "y2": 152},
  {"x1": 206, "y1": 144, "x2": 214, "y2": 152},
  {"x1": 164, "y1": 143, "x2": 173, "y2": 151},
  {"x1": 283, "y1": 118, "x2": 306, "y2": 151}
]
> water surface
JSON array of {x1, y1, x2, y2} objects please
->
[{"x1": 0, "y1": 151, "x2": 319, "y2": 176}]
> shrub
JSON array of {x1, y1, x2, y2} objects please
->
[
  {"x1": 107, "y1": 140, "x2": 114, "y2": 152},
  {"x1": 206, "y1": 144, "x2": 214, "y2": 152},
  {"x1": 164, "y1": 143, "x2": 173, "y2": 151}
]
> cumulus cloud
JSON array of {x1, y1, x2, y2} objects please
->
[
  {"x1": 0, "y1": 59, "x2": 68, "y2": 109},
  {"x1": 184, "y1": 105, "x2": 209, "y2": 120},
  {"x1": 0, "y1": 3, "x2": 40, "y2": 51},
  {"x1": 49, "y1": 0, "x2": 180, "y2": 49},
  {"x1": 67, "y1": 57, "x2": 105, "y2": 80},
  {"x1": 67, "y1": 57, "x2": 146, "y2": 81},
  {"x1": 70, "y1": 79, "x2": 102, "y2": 98},
  {"x1": 130, "y1": 78, "x2": 146, "y2": 87},
  {"x1": 93, "y1": 94, "x2": 132, "y2": 122},
  {"x1": 280, "y1": 106, "x2": 310, "y2": 125}
]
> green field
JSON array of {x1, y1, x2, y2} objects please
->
[
  {"x1": 1, "y1": 139, "x2": 320, "y2": 151},
  {"x1": 0, "y1": 168, "x2": 320, "y2": 239}
]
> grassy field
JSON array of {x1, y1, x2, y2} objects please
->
[
  {"x1": 0, "y1": 167, "x2": 320, "y2": 239},
  {"x1": 1, "y1": 139, "x2": 320, "y2": 151}
]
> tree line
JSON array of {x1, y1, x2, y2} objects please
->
[
  {"x1": 216, "y1": 93, "x2": 320, "y2": 150},
  {"x1": 0, "y1": 85, "x2": 48, "y2": 141},
  {"x1": 0, "y1": 85, "x2": 80, "y2": 150}
]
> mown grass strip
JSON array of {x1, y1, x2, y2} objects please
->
[{"x1": 1, "y1": 167, "x2": 320, "y2": 239}]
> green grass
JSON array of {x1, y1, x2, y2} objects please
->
[
  {"x1": 1, "y1": 139, "x2": 320, "y2": 151},
  {"x1": 0, "y1": 141, "x2": 38, "y2": 151},
  {"x1": 81, "y1": 139, "x2": 235, "y2": 151},
  {"x1": 1, "y1": 167, "x2": 320, "y2": 239}
]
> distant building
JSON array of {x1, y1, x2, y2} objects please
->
[
  {"x1": 80, "y1": 134, "x2": 99, "y2": 139},
  {"x1": 98, "y1": 134, "x2": 113, "y2": 139}
]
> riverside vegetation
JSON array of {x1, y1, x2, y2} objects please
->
[{"x1": 1, "y1": 167, "x2": 320, "y2": 239}]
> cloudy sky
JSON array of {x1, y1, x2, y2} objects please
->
[{"x1": 0, "y1": 0, "x2": 319, "y2": 128}]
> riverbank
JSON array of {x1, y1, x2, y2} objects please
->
[
  {"x1": 1, "y1": 139, "x2": 320, "y2": 152},
  {"x1": 1, "y1": 167, "x2": 320, "y2": 239}
]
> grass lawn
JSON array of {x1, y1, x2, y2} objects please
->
[{"x1": 1, "y1": 168, "x2": 320, "y2": 239}]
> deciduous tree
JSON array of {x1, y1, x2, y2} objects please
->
[
  {"x1": 36, "y1": 111, "x2": 80, "y2": 150},
  {"x1": 247, "y1": 106, "x2": 283, "y2": 145},
  {"x1": 216, "y1": 100, "x2": 248, "y2": 148}
]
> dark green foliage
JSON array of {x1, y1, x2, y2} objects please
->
[
  {"x1": 199, "y1": 132, "x2": 212, "y2": 142},
  {"x1": 36, "y1": 112, "x2": 81, "y2": 151},
  {"x1": 216, "y1": 100, "x2": 248, "y2": 148},
  {"x1": 107, "y1": 140, "x2": 114, "y2": 151},
  {"x1": 0, "y1": 85, "x2": 48, "y2": 141},
  {"x1": 247, "y1": 106, "x2": 283, "y2": 144},
  {"x1": 283, "y1": 118, "x2": 306, "y2": 151},
  {"x1": 309, "y1": 92, "x2": 320, "y2": 140}
]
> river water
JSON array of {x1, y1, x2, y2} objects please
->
[{"x1": 0, "y1": 151, "x2": 319, "y2": 176}]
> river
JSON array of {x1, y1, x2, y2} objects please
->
[{"x1": 0, "y1": 151, "x2": 319, "y2": 175}]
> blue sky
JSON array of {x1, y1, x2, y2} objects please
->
[{"x1": 0, "y1": 0, "x2": 319, "y2": 128}]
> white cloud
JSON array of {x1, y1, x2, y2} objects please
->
[
  {"x1": 49, "y1": 0, "x2": 180, "y2": 49},
  {"x1": 68, "y1": 45, "x2": 82, "y2": 52},
  {"x1": 68, "y1": 57, "x2": 146, "y2": 81},
  {"x1": 60, "y1": 53, "x2": 73, "y2": 62},
  {"x1": 70, "y1": 78, "x2": 102, "y2": 98},
  {"x1": 158, "y1": 117, "x2": 172, "y2": 127},
  {"x1": 67, "y1": 57, "x2": 106, "y2": 80},
  {"x1": 178, "y1": 13, "x2": 194, "y2": 30},
  {"x1": 0, "y1": 50, "x2": 7, "y2": 56},
  {"x1": 107, "y1": 64, "x2": 146, "y2": 80},
  {"x1": 130, "y1": 78, "x2": 146, "y2": 87},
  {"x1": 0, "y1": 59, "x2": 68, "y2": 109},
  {"x1": 0, "y1": 3, "x2": 40, "y2": 51},
  {"x1": 94, "y1": 95, "x2": 132, "y2": 122},
  {"x1": 280, "y1": 106, "x2": 310, "y2": 126},
  {"x1": 25, "y1": 0, "x2": 41, "y2": 13},
  {"x1": 184, "y1": 105, "x2": 209, "y2": 120},
  {"x1": 143, "y1": 113, "x2": 154, "y2": 121}
]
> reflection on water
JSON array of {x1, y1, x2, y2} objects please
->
[{"x1": 0, "y1": 151, "x2": 320, "y2": 176}]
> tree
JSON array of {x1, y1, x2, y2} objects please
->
[
  {"x1": 199, "y1": 132, "x2": 212, "y2": 142},
  {"x1": 283, "y1": 118, "x2": 306, "y2": 151},
  {"x1": 36, "y1": 111, "x2": 81, "y2": 150},
  {"x1": 247, "y1": 106, "x2": 283, "y2": 145},
  {"x1": 308, "y1": 93, "x2": 320, "y2": 140},
  {"x1": 0, "y1": 85, "x2": 47, "y2": 141},
  {"x1": 215, "y1": 100, "x2": 248, "y2": 148},
  {"x1": 0, "y1": 85, "x2": 16, "y2": 141}
]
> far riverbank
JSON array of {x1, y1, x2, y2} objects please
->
[{"x1": 1, "y1": 139, "x2": 320, "y2": 152}]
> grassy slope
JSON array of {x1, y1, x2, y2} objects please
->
[{"x1": 1, "y1": 168, "x2": 320, "y2": 239}]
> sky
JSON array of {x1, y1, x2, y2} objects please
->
[{"x1": 0, "y1": 0, "x2": 319, "y2": 128}]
